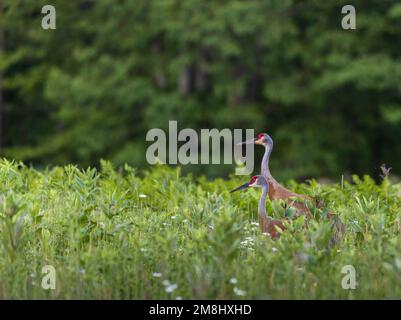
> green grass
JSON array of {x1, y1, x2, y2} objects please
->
[{"x1": 0, "y1": 159, "x2": 400, "y2": 299}]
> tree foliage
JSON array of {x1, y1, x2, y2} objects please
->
[{"x1": 2, "y1": 0, "x2": 401, "y2": 179}]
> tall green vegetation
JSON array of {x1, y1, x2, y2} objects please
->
[
  {"x1": 2, "y1": 0, "x2": 401, "y2": 179},
  {"x1": 0, "y1": 160, "x2": 400, "y2": 299}
]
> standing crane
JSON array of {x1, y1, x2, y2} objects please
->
[
  {"x1": 238, "y1": 132, "x2": 344, "y2": 242},
  {"x1": 239, "y1": 133, "x2": 313, "y2": 218},
  {"x1": 231, "y1": 175, "x2": 286, "y2": 239}
]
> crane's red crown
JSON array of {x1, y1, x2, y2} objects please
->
[
  {"x1": 257, "y1": 133, "x2": 266, "y2": 139},
  {"x1": 250, "y1": 176, "x2": 258, "y2": 184}
]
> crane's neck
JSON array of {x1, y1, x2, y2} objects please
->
[
  {"x1": 261, "y1": 143, "x2": 273, "y2": 180},
  {"x1": 258, "y1": 183, "x2": 270, "y2": 221}
]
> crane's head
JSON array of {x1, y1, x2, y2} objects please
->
[
  {"x1": 230, "y1": 175, "x2": 268, "y2": 193},
  {"x1": 237, "y1": 133, "x2": 273, "y2": 147}
]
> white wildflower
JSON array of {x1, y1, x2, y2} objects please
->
[
  {"x1": 229, "y1": 278, "x2": 238, "y2": 285},
  {"x1": 233, "y1": 287, "x2": 247, "y2": 296},
  {"x1": 165, "y1": 283, "x2": 178, "y2": 293},
  {"x1": 139, "y1": 194, "x2": 147, "y2": 198},
  {"x1": 152, "y1": 272, "x2": 162, "y2": 278},
  {"x1": 175, "y1": 296, "x2": 183, "y2": 300},
  {"x1": 272, "y1": 247, "x2": 278, "y2": 253},
  {"x1": 162, "y1": 280, "x2": 171, "y2": 286}
]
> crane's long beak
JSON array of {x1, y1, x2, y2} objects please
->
[
  {"x1": 230, "y1": 182, "x2": 250, "y2": 193},
  {"x1": 236, "y1": 137, "x2": 256, "y2": 146}
]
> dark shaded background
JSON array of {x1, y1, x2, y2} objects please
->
[{"x1": 1, "y1": 0, "x2": 401, "y2": 180}]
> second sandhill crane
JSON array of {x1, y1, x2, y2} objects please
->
[
  {"x1": 230, "y1": 175, "x2": 344, "y2": 244},
  {"x1": 231, "y1": 175, "x2": 285, "y2": 239}
]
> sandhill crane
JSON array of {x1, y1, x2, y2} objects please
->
[
  {"x1": 239, "y1": 133, "x2": 313, "y2": 218},
  {"x1": 238, "y1": 132, "x2": 344, "y2": 242},
  {"x1": 230, "y1": 175, "x2": 344, "y2": 244},
  {"x1": 231, "y1": 175, "x2": 286, "y2": 239}
]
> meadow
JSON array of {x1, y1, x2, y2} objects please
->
[{"x1": 0, "y1": 159, "x2": 400, "y2": 299}]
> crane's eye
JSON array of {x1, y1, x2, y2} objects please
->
[{"x1": 250, "y1": 176, "x2": 257, "y2": 184}]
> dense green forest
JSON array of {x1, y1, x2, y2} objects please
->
[{"x1": 1, "y1": 0, "x2": 401, "y2": 180}]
